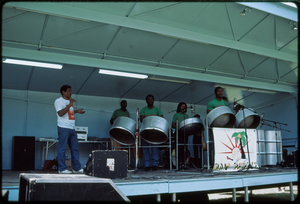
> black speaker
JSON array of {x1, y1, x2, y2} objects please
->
[
  {"x1": 12, "y1": 136, "x2": 35, "y2": 170},
  {"x1": 2, "y1": 189, "x2": 9, "y2": 201},
  {"x1": 84, "y1": 150, "x2": 128, "y2": 179},
  {"x1": 19, "y1": 173, "x2": 129, "y2": 201}
]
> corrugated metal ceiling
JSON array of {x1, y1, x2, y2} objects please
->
[{"x1": 2, "y1": 2, "x2": 298, "y2": 109}]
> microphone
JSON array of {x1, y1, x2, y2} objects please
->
[
  {"x1": 233, "y1": 98, "x2": 237, "y2": 110},
  {"x1": 260, "y1": 113, "x2": 265, "y2": 128}
]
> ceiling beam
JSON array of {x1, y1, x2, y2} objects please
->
[
  {"x1": 3, "y1": 46, "x2": 297, "y2": 94},
  {"x1": 5, "y1": 2, "x2": 297, "y2": 63}
]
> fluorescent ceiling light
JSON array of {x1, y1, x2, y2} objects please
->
[
  {"x1": 213, "y1": 84, "x2": 276, "y2": 94},
  {"x1": 3, "y1": 58, "x2": 63, "y2": 69},
  {"x1": 99, "y1": 69, "x2": 148, "y2": 79}
]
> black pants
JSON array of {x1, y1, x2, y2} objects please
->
[
  {"x1": 177, "y1": 133, "x2": 189, "y2": 167},
  {"x1": 191, "y1": 135, "x2": 202, "y2": 167}
]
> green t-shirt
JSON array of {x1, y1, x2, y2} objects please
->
[
  {"x1": 172, "y1": 112, "x2": 189, "y2": 123},
  {"x1": 140, "y1": 106, "x2": 163, "y2": 117},
  {"x1": 111, "y1": 109, "x2": 130, "y2": 120},
  {"x1": 207, "y1": 98, "x2": 227, "y2": 111}
]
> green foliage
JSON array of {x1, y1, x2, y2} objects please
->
[{"x1": 232, "y1": 131, "x2": 247, "y2": 146}]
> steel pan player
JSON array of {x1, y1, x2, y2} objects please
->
[
  {"x1": 206, "y1": 86, "x2": 228, "y2": 166},
  {"x1": 110, "y1": 100, "x2": 130, "y2": 150},
  {"x1": 207, "y1": 86, "x2": 228, "y2": 114},
  {"x1": 171, "y1": 102, "x2": 189, "y2": 169},
  {"x1": 140, "y1": 94, "x2": 164, "y2": 171},
  {"x1": 110, "y1": 100, "x2": 143, "y2": 161}
]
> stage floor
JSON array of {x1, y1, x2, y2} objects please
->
[{"x1": 2, "y1": 166, "x2": 298, "y2": 202}]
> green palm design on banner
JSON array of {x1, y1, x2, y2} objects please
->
[{"x1": 232, "y1": 131, "x2": 247, "y2": 146}]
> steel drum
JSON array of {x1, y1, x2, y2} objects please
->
[
  {"x1": 140, "y1": 116, "x2": 169, "y2": 144},
  {"x1": 207, "y1": 106, "x2": 236, "y2": 128},
  {"x1": 179, "y1": 118, "x2": 204, "y2": 136},
  {"x1": 265, "y1": 130, "x2": 282, "y2": 166},
  {"x1": 235, "y1": 109, "x2": 260, "y2": 128},
  {"x1": 256, "y1": 130, "x2": 266, "y2": 166},
  {"x1": 109, "y1": 116, "x2": 136, "y2": 145}
]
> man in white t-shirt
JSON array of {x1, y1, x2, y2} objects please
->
[{"x1": 54, "y1": 85, "x2": 85, "y2": 174}]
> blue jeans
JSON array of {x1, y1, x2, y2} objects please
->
[
  {"x1": 57, "y1": 126, "x2": 81, "y2": 171},
  {"x1": 142, "y1": 140, "x2": 159, "y2": 167}
]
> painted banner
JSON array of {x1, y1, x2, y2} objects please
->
[{"x1": 213, "y1": 128, "x2": 258, "y2": 172}]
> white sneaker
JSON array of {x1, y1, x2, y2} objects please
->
[
  {"x1": 58, "y1": 169, "x2": 72, "y2": 174},
  {"x1": 72, "y1": 169, "x2": 84, "y2": 174}
]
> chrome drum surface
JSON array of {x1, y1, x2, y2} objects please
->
[
  {"x1": 235, "y1": 109, "x2": 260, "y2": 129},
  {"x1": 207, "y1": 106, "x2": 236, "y2": 128},
  {"x1": 179, "y1": 118, "x2": 204, "y2": 136},
  {"x1": 109, "y1": 116, "x2": 136, "y2": 145},
  {"x1": 140, "y1": 116, "x2": 169, "y2": 144}
]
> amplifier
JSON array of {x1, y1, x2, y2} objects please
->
[
  {"x1": 75, "y1": 126, "x2": 88, "y2": 141},
  {"x1": 19, "y1": 173, "x2": 129, "y2": 201},
  {"x1": 84, "y1": 150, "x2": 128, "y2": 179},
  {"x1": 285, "y1": 150, "x2": 298, "y2": 167}
]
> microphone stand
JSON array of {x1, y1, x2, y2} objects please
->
[
  {"x1": 260, "y1": 119, "x2": 290, "y2": 132},
  {"x1": 235, "y1": 102, "x2": 254, "y2": 170},
  {"x1": 135, "y1": 108, "x2": 139, "y2": 171}
]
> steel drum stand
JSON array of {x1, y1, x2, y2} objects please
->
[
  {"x1": 135, "y1": 108, "x2": 173, "y2": 171},
  {"x1": 175, "y1": 119, "x2": 189, "y2": 170},
  {"x1": 175, "y1": 120, "x2": 185, "y2": 170},
  {"x1": 175, "y1": 119, "x2": 187, "y2": 170},
  {"x1": 260, "y1": 118, "x2": 289, "y2": 166},
  {"x1": 135, "y1": 108, "x2": 139, "y2": 171},
  {"x1": 176, "y1": 121, "x2": 179, "y2": 170},
  {"x1": 175, "y1": 120, "x2": 204, "y2": 171},
  {"x1": 110, "y1": 138, "x2": 134, "y2": 171},
  {"x1": 206, "y1": 115, "x2": 210, "y2": 170},
  {"x1": 240, "y1": 105, "x2": 252, "y2": 170}
]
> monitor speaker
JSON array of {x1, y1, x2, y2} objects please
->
[
  {"x1": 84, "y1": 150, "x2": 128, "y2": 179},
  {"x1": 12, "y1": 136, "x2": 35, "y2": 170}
]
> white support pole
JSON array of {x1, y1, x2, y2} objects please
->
[
  {"x1": 172, "y1": 193, "x2": 176, "y2": 202},
  {"x1": 289, "y1": 182, "x2": 294, "y2": 201},
  {"x1": 232, "y1": 188, "x2": 237, "y2": 202},
  {"x1": 244, "y1": 186, "x2": 249, "y2": 202},
  {"x1": 157, "y1": 194, "x2": 161, "y2": 202}
]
